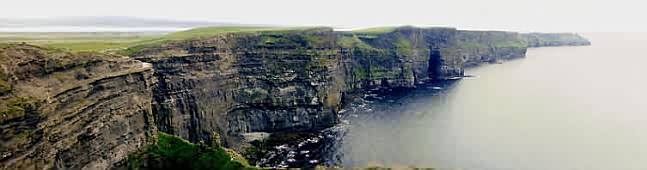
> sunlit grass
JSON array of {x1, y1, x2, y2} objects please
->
[
  {"x1": 0, "y1": 26, "x2": 332, "y2": 54},
  {"x1": 351, "y1": 27, "x2": 397, "y2": 34},
  {"x1": 0, "y1": 32, "x2": 164, "y2": 52},
  {"x1": 120, "y1": 26, "x2": 320, "y2": 55},
  {"x1": 161, "y1": 26, "x2": 305, "y2": 40},
  {"x1": 0, "y1": 26, "x2": 320, "y2": 54},
  {"x1": 125, "y1": 132, "x2": 253, "y2": 170}
]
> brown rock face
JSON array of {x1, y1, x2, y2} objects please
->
[{"x1": 0, "y1": 44, "x2": 156, "y2": 169}]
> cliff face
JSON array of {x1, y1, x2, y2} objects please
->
[
  {"x1": 449, "y1": 30, "x2": 528, "y2": 67},
  {"x1": 129, "y1": 27, "x2": 536, "y2": 149},
  {"x1": 0, "y1": 44, "x2": 156, "y2": 169},
  {"x1": 522, "y1": 33, "x2": 591, "y2": 47},
  {"x1": 133, "y1": 28, "x2": 341, "y2": 147},
  {"x1": 339, "y1": 27, "x2": 455, "y2": 88}
]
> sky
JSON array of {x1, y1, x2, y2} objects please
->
[{"x1": 1, "y1": 0, "x2": 644, "y2": 32}]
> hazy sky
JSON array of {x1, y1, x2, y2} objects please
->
[{"x1": 1, "y1": 0, "x2": 644, "y2": 32}]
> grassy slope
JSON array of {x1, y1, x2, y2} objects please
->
[
  {"x1": 0, "y1": 32, "x2": 164, "y2": 52},
  {"x1": 125, "y1": 133, "x2": 255, "y2": 170},
  {"x1": 337, "y1": 34, "x2": 375, "y2": 49},
  {"x1": 521, "y1": 33, "x2": 590, "y2": 46},
  {"x1": 1, "y1": 26, "x2": 531, "y2": 54},
  {"x1": 351, "y1": 27, "x2": 397, "y2": 34},
  {"x1": 455, "y1": 31, "x2": 528, "y2": 49},
  {"x1": 161, "y1": 26, "x2": 306, "y2": 40},
  {"x1": 0, "y1": 26, "x2": 310, "y2": 53}
]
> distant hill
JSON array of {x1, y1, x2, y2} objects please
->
[{"x1": 0, "y1": 16, "x2": 243, "y2": 32}]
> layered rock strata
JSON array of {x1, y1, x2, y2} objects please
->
[{"x1": 0, "y1": 44, "x2": 156, "y2": 169}]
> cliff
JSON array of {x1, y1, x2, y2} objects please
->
[
  {"x1": 450, "y1": 30, "x2": 528, "y2": 67},
  {"x1": 127, "y1": 26, "x2": 541, "y2": 151},
  {"x1": 0, "y1": 26, "x2": 591, "y2": 169},
  {"x1": 0, "y1": 44, "x2": 156, "y2": 169},
  {"x1": 522, "y1": 33, "x2": 591, "y2": 47},
  {"x1": 131, "y1": 28, "x2": 342, "y2": 149}
]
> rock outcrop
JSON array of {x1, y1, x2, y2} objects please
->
[{"x1": 0, "y1": 44, "x2": 156, "y2": 169}]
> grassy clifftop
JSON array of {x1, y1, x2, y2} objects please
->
[
  {"x1": 0, "y1": 32, "x2": 163, "y2": 52},
  {"x1": 161, "y1": 26, "x2": 313, "y2": 40},
  {"x1": 351, "y1": 26, "x2": 398, "y2": 34},
  {"x1": 0, "y1": 27, "x2": 314, "y2": 52},
  {"x1": 455, "y1": 30, "x2": 528, "y2": 48},
  {"x1": 121, "y1": 26, "x2": 329, "y2": 56},
  {"x1": 522, "y1": 33, "x2": 591, "y2": 47},
  {"x1": 124, "y1": 133, "x2": 255, "y2": 170},
  {"x1": 2, "y1": 26, "x2": 586, "y2": 54}
]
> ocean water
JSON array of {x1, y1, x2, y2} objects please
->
[{"x1": 334, "y1": 33, "x2": 647, "y2": 170}]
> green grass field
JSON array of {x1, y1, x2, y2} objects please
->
[
  {"x1": 351, "y1": 26, "x2": 397, "y2": 34},
  {"x1": 0, "y1": 26, "x2": 314, "y2": 53},
  {"x1": 161, "y1": 26, "x2": 309, "y2": 40},
  {"x1": 125, "y1": 133, "x2": 253, "y2": 170},
  {"x1": 0, "y1": 32, "x2": 164, "y2": 52}
]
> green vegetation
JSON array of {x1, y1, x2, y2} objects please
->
[
  {"x1": 353, "y1": 67, "x2": 369, "y2": 79},
  {"x1": 14, "y1": 129, "x2": 32, "y2": 140},
  {"x1": 458, "y1": 40, "x2": 527, "y2": 49},
  {"x1": 259, "y1": 35, "x2": 282, "y2": 45},
  {"x1": 455, "y1": 31, "x2": 528, "y2": 49},
  {"x1": 0, "y1": 79, "x2": 9, "y2": 95},
  {"x1": 522, "y1": 33, "x2": 589, "y2": 47},
  {"x1": 242, "y1": 88, "x2": 269, "y2": 102},
  {"x1": 162, "y1": 26, "x2": 303, "y2": 41},
  {"x1": 45, "y1": 42, "x2": 131, "y2": 52},
  {"x1": 351, "y1": 27, "x2": 397, "y2": 34},
  {"x1": 0, "y1": 26, "x2": 535, "y2": 56},
  {"x1": 125, "y1": 133, "x2": 254, "y2": 170},
  {"x1": 302, "y1": 34, "x2": 326, "y2": 46},
  {"x1": 0, "y1": 97, "x2": 38, "y2": 124},
  {"x1": 493, "y1": 40, "x2": 527, "y2": 48},
  {"x1": 122, "y1": 26, "x2": 317, "y2": 56},
  {"x1": 0, "y1": 32, "x2": 163, "y2": 52},
  {"x1": 0, "y1": 70, "x2": 9, "y2": 96},
  {"x1": 0, "y1": 27, "x2": 312, "y2": 53},
  {"x1": 1, "y1": 97, "x2": 35, "y2": 116},
  {"x1": 258, "y1": 34, "x2": 299, "y2": 47},
  {"x1": 337, "y1": 35, "x2": 356, "y2": 47},
  {"x1": 392, "y1": 37, "x2": 414, "y2": 55},
  {"x1": 337, "y1": 35, "x2": 374, "y2": 49}
]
